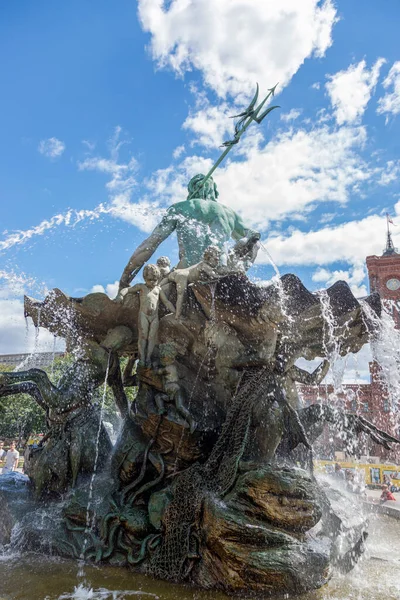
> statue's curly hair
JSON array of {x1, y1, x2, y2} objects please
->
[
  {"x1": 143, "y1": 264, "x2": 160, "y2": 280},
  {"x1": 156, "y1": 256, "x2": 171, "y2": 267},
  {"x1": 187, "y1": 174, "x2": 219, "y2": 200}
]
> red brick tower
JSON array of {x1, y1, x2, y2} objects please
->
[
  {"x1": 365, "y1": 217, "x2": 400, "y2": 456},
  {"x1": 366, "y1": 218, "x2": 400, "y2": 327}
]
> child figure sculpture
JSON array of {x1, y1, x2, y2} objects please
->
[
  {"x1": 123, "y1": 264, "x2": 175, "y2": 366},
  {"x1": 162, "y1": 245, "x2": 221, "y2": 320},
  {"x1": 156, "y1": 256, "x2": 171, "y2": 280},
  {"x1": 155, "y1": 343, "x2": 195, "y2": 432}
]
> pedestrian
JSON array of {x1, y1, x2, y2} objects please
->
[
  {"x1": 1, "y1": 441, "x2": 20, "y2": 474},
  {"x1": 380, "y1": 484, "x2": 396, "y2": 504},
  {"x1": 0, "y1": 441, "x2": 5, "y2": 463},
  {"x1": 334, "y1": 463, "x2": 345, "y2": 480}
]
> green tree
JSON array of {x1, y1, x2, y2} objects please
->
[
  {"x1": 0, "y1": 366, "x2": 46, "y2": 444},
  {"x1": 0, "y1": 354, "x2": 137, "y2": 444}
]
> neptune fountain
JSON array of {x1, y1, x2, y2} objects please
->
[{"x1": 0, "y1": 87, "x2": 398, "y2": 597}]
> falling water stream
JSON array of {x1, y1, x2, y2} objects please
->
[
  {"x1": 79, "y1": 352, "x2": 112, "y2": 575},
  {"x1": 318, "y1": 290, "x2": 345, "y2": 394},
  {"x1": 362, "y1": 301, "x2": 400, "y2": 408},
  {"x1": 35, "y1": 306, "x2": 42, "y2": 343},
  {"x1": 362, "y1": 301, "x2": 400, "y2": 441},
  {"x1": 257, "y1": 243, "x2": 293, "y2": 327},
  {"x1": 50, "y1": 335, "x2": 58, "y2": 377}
]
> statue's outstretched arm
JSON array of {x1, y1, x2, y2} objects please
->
[
  {"x1": 0, "y1": 369, "x2": 57, "y2": 408},
  {"x1": 230, "y1": 213, "x2": 261, "y2": 270},
  {"x1": 119, "y1": 215, "x2": 177, "y2": 291},
  {"x1": 278, "y1": 403, "x2": 400, "y2": 459},
  {"x1": 0, "y1": 381, "x2": 47, "y2": 410},
  {"x1": 290, "y1": 360, "x2": 329, "y2": 385},
  {"x1": 301, "y1": 404, "x2": 400, "y2": 452},
  {"x1": 232, "y1": 212, "x2": 260, "y2": 241},
  {"x1": 159, "y1": 289, "x2": 175, "y2": 314}
]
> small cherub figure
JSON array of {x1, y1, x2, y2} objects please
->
[
  {"x1": 122, "y1": 264, "x2": 175, "y2": 366},
  {"x1": 162, "y1": 245, "x2": 221, "y2": 320},
  {"x1": 154, "y1": 343, "x2": 195, "y2": 432},
  {"x1": 156, "y1": 256, "x2": 171, "y2": 281}
]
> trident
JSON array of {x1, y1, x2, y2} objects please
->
[{"x1": 188, "y1": 83, "x2": 279, "y2": 199}]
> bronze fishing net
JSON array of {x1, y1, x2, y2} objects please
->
[{"x1": 148, "y1": 367, "x2": 272, "y2": 581}]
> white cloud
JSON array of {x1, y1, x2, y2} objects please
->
[
  {"x1": 262, "y1": 205, "x2": 400, "y2": 268},
  {"x1": 78, "y1": 156, "x2": 138, "y2": 194},
  {"x1": 377, "y1": 159, "x2": 400, "y2": 186},
  {"x1": 172, "y1": 144, "x2": 185, "y2": 159},
  {"x1": 78, "y1": 128, "x2": 136, "y2": 190},
  {"x1": 0, "y1": 297, "x2": 64, "y2": 355},
  {"x1": 311, "y1": 267, "x2": 331, "y2": 282},
  {"x1": 213, "y1": 124, "x2": 371, "y2": 230},
  {"x1": 181, "y1": 81, "x2": 277, "y2": 151},
  {"x1": 311, "y1": 265, "x2": 368, "y2": 297},
  {"x1": 78, "y1": 127, "x2": 136, "y2": 188},
  {"x1": 0, "y1": 126, "x2": 178, "y2": 254},
  {"x1": 144, "y1": 153, "x2": 213, "y2": 208},
  {"x1": 138, "y1": 0, "x2": 337, "y2": 98},
  {"x1": 319, "y1": 212, "x2": 336, "y2": 224},
  {"x1": 82, "y1": 139, "x2": 96, "y2": 152},
  {"x1": 38, "y1": 137, "x2": 66, "y2": 159},
  {"x1": 311, "y1": 82, "x2": 320, "y2": 90},
  {"x1": 280, "y1": 108, "x2": 302, "y2": 122},
  {"x1": 91, "y1": 280, "x2": 119, "y2": 299},
  {"x1": 183, "y1": 100, "x2": 233, "y2": 149},
  {"x1": 326, "y1": 58, "x2": 386, "y2": 125},
  {"x1": 377, "y1": 61, "x2": 400, "y2": 119},
  {"x1": 78, "y1": 126, "x2": 163, "y2": 233},
  {"x1": 0, "y1": 275, "x2": 65, "y2": 355}
]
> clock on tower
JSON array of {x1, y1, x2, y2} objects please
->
[{"x1": 386, "y1": 277, "x2": 400, "y2": 291}]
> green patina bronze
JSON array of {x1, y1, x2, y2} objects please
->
[
  {"x1": 119, "y1": 173, "x2": 260, "y2": 289},
  {"x1": 164, "y1": 174, "x2": 259, "y2": 266},
  {"x1": 119, "y1": 83, "x2": 279, "y2": 290}
]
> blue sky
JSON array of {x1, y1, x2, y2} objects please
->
[{"x1": 1, "y1": 0, "x2": 400, "y2": 363}]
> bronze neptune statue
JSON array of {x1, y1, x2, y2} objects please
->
[{"x1": 0, "y1": 86, "x2": 398, "y2": 597}]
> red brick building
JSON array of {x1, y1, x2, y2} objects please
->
[{"x1": 299, "y1": 226, "x2": 400, "y2": 462}]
